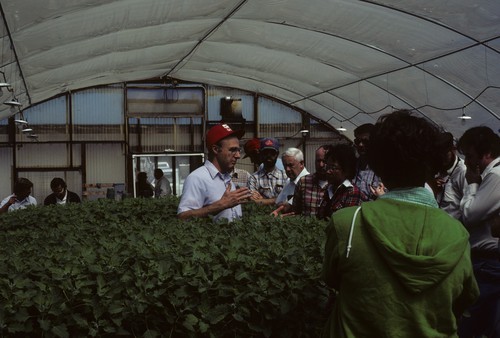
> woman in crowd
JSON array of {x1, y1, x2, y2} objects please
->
[{"x1": 321, "y1": 110, "x2": 479, "y2": 337}]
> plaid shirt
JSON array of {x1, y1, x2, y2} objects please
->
[
  {"x1": 231, "y1": 168, "x2": 251, "y2": 189},
  {"x1": 292, "y1": 173, "x2": 328, "y2": 217},
  {"x1": 248, "y1": 167, "x2": 288, "y2": 199},
  {"x1": 317, "y1": 180, "x2": 364, "y2": 219},
  {"x1": 352, "y1": 161, "x2": 381, "y2": 201}
]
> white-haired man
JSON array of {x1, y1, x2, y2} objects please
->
[{"x1": 271, "y1": 148, "x2": 309, "y2": 216}]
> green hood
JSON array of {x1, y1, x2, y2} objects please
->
[{"x1": 360, "y1": 199, "x2": 470, "y2": 294}]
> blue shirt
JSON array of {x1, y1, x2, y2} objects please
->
[{"x1": 178, "y1": 161, "x2": 242, "y2": 222}]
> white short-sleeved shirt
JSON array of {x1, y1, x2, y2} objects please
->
[
  {"x1": 275, "y1": 167, "x2": 310, "y2": 205},
  {"x1": 178, "y1": 161, "x2": 242, "y2": 222},
  {"x1": 0, "y1": 194, "x2": 37, "y2": 212}
]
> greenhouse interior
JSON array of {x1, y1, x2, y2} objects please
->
[{"x1": 0, "y1": 0, "x2": 499, "y2": 201}]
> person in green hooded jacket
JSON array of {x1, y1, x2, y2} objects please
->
[{"x1": 322, "y1": 110, "x2": 479, "y2": 338}]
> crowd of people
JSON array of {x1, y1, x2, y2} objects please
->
[
  {"x1": 177, "y1": 111, "x2": 499, "y2": 338},
  {"x1": 2, "y1": 110, "x2": 499, "y2": 337}
]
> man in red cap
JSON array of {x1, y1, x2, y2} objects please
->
[
  {"x1": 243, "y1": 138, "x2": 262, "y2": 169},
  {"x1": 177, "y1": 123, "x2": 251, "y2": 222}
]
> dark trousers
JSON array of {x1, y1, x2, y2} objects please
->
[{"x1": 458, "y1": 258, "x2": 500, "y2": 338}]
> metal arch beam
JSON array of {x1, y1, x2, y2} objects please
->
[
  {"x1": 0, "y1": 3, "x2": 31, "y2": 104},
  {"x1": 290, "y1": 40, "x2": 500, "y2": 121},
  {"x1": 162, "y1": 0, "x2": 249, "y2": 80}
]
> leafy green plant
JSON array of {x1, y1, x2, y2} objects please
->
[{"x1": 0, "y1": 198, "x2": 329, "y2": 337}]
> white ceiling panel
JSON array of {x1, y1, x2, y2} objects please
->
[{"x1": 0, "y1": 0, "x2": 498, "y2": 138}]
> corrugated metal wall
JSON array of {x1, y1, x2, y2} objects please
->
[
  {"x1": 0, "y1": 148, "x2": 12, "y2": 196},
  {"x1": 85, "y1": 143, "x2": 125, "y2": 184},
  {"x1": 0, "y1": 82, "x2": 343, "y2": 200},
  {"x1": 206, "y1": 87, "x2": 255, "y2": 122},
  {"x1": 73, "y1": 87, "x2": 124, "y2": 141},
  {"x1": 205, "y1": 86, "x2": 344, "y2": 174}
]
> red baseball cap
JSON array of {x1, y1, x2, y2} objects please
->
[
  {"x1": 243, "y1": 138, "x2": 260, "y2": 158},
  {"x1": 206, "y1": 123, "x2": 245, "y2": 149}
]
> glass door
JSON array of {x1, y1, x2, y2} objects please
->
[{"x1": 132, "y1": 153, "x2": 204, "y2": 197}]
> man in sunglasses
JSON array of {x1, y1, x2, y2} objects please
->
[{"x1": 352, "y1": 123, "x2": 384, "y2": 200}]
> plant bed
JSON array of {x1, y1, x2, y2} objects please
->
[{"x1": 0, "y1": 198, "x2": 329, "y2": 337}]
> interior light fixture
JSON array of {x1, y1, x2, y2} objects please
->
[
  {"x1": 14, "y1": 118, "x2": 28, "y2": 125},
  {"x1": 4, "y1": 98, "x2": 22, "y2": 107},
  {"x1": 0, "y1": 82, "x2": 10, "y2": 97},
  {"x1": 299, "y1": 129, "x2": 309, "y2": 137},
  {"x1": 336, "y1": 125, "x2": 347, "y2": 132},
  {"x1": 458, "y1": 107, "x2": 471, "y2": 120},
  {"x1": 27, "y1": 134, "x2": 38, "y2": 139},
  {"x1": 4, "y1": 98, "x2": 22, "y2": 114},
  {"x1": 21, "y1": 126, "x2": 33, "y2": 133}
]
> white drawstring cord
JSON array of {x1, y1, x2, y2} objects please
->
[{"x1": 346, "y1": 206, "x2": 362, "y2": 258}]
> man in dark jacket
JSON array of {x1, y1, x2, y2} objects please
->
[{"x1": 44, "y1": 177, "x2": 81, "y2": 205}]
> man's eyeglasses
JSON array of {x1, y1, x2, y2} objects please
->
[
  {"x1": 324, "y1": 164, "x2": 342, "y2": 171},
  {"x1": 354, "y1": 138, "x2": 369, "y2": 146},
  {"x1": 228, "y1": 147, "x2": 242, "y2": 154},
  {"x1": 216, "y1": 145, "x2": 242, "y2": 154}
]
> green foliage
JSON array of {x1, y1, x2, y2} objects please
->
[{"x1": 0, "y1": 198, "x2": 329, "y2": 337}]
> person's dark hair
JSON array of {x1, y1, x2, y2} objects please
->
[
  {"x1": 367, "y1": 110, "x2": 441, "y2": 189},
  {"x1": 435, "y1": 132, "x2": 454, "y2": 151},
  {"x1": 154, "y1": 168, "x2": 164, "y2": 176},
  {"x1": 50, "y1": 177, "x2": 67, "y2": 190},
  {"x1": 354, "y1": 123, "x2": 375, "y2": 137},
  {"x1": 325, "y1": 144, "x2": 357, "y2": 179},
  {"x1": 137, "y1": 172, "x2": 149, "y2": 182},
  {"x1": 13, "y1": 178, "x2": 33, "y2": 195},
  {"x1": 457, "y1": 126, "x2": 500, "y2": 158},
  {"x1": 319, "y1": 144, "x2": 334, "y2": 154}
]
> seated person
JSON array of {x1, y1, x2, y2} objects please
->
[
  {"x1": 44, "y1": 177, "x2": 81, "y2": 205},
  {"x1": 135, "y1": 172, "x2": 154, "y2": 198},
  {"x1": 0, "y1": 177, "x2": 37, "y2": 213},
  {"x1": 153, "y1": 168, "x2": 172, "y2": 198}
]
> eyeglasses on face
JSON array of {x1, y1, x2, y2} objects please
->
[
  {"x1": 354, "y1": 138, "x2": 369, "y2": 146},
  {"x1": 216, "y1": 145, "x2": 242, "y2": 154},
  {"x1": 324, "y1": 164, "x2": 342, "y2": 171},
  {"x1": 227, "y1": 147, "x2": 242, "y2": 154}
]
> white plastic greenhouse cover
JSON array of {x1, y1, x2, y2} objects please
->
[{"x1": 0, "y1": 0, "x2": 499, "y2": 139}]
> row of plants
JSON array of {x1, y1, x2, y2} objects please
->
[{"x1": 0, "y1": 198, "x2": 330, "y2": 337}]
